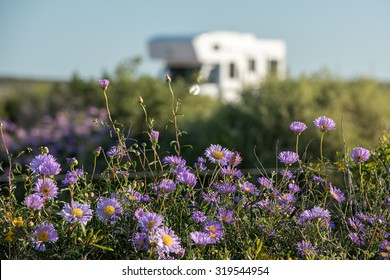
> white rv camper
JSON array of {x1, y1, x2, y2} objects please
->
[{"x1": 149, "y1": 31, "x2": 286, "y2": 102}]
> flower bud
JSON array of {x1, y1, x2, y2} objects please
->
[
  {"x1": 98, "y1": 79, "x2": 110, "y2": 90},
  {"x1": 165, "y1": 74, "x2": 172, "y2": 83}
]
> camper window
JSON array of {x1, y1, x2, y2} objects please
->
[{"x1": 229, "y1": 63, "x2": 237, "y2": 79}]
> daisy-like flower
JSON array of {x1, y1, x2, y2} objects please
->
[
  {"x1": 30, "y1": 154, "x2": 61, "y2": 176},
  {"x1": 162, "y1": 155, "x2": 186, "y2": 167},
  {"x1": 239, "y1": 181, "x2": 259, "y2": 195},
  {"x1": 220, "y1": 166, "x2": 243, "y2": 178},
  {"x1": 202, "y1": 192, "x2": 220, "y2": 204},
  {"x1": 290, "y1": 121, "x2": 307, "y2": 134},
  {"x1": 225, "y1": 151, "x2": 242, "y2": 166},
  {"x1": 297, "y1": 241, "x2": 316, "y2": 258},
  {"x1": 214, "y1": 182, "x2": 236, "y2": 194},
  {"x1": 154, "y1": 226, "x2": 182, "y2": 255},
  {"x1": 189, "y1": 231, "x2": 214, "y2": 245},
  {"x1": 194, "y1": 157, "x2": 207, "y2": 171},
  {"x1": 313, "y1": 116, "x2": 336, "y2": 132},
  {"x1": 350, "y1": 147, "x2": 371, "y2": 163},
  {"x1": 132, "y1": 232, "x2": 150, "y2": 251},
  {"x1": 204, "y1": 220, "x2": 224, "y2": 242},
  {"x1": 288, "y1": 183, "x2": 300, "y2": 193},
  {"x1": 349, "y1": 232, "x2": 365, "y2": 247},
  {"x1": 62, "y1": 168, "x2": 84, "y2": 186},
  {"x1": 98, "y1": 79, "x2": 110, "y2": 90},
  {"x1": 61, "y1": 201, "x2": 93, "y2": 225},
  {"x1": 277, "y1": 193, "x2": 296, "y2": 204},
  {"x1": 191, "y1": 211, "x2": 207, "y2": 223},
  {"x1": 312, "y1": 176, "x2": 325, "y2": 183},
  {"x1": 138, "y1": 211, "x2": 164, "y2": 231},
  {"x1": 134, "y1": 208, "x2": 146, "y2": 220},
  {"x1": 257, "y1": 177, "x2": 273, "y2": 189},
  {"x1": 154, "y1": 179, "x2": 177, "y2": 196},
  {"x1": 218, "y1": 209, "x2": 234, "y2": 224},
  {"x1": 32, "y1": 223, "x2": 58, "y2": 251},
  {"x1": 24, "y1": 193, "x2": 45, "y2": 210},
  {"x1": 175, "y1": 168, "x2": 197, "y2": 187},
  {"x1": 204, "y1": 144, "x2": 230, "y2": 165},
  {"x1": 96, "y1": 196, "x2": 123, "y2": 224},
  {"x1": 107, "y1": 146, "x2": 125, "y2": 158},
  {"x1": 329, "y1": 183, "x2": 345, "y2": 203},
  {"x1": 33, "y1": 178, "x2": 58, "y2": 199},
  {"x1": 278, "y1": 151, "x2": 299, "y2": 165}
]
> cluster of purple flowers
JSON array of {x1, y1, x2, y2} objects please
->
[
  {"x1": 32, "y1": 223, "x2": 58, "y2": 252},
  {"x1": 297, "y1": 206, "x2": 334, "y2": 229},
  {"x1": 190, "y1": 219, "x2": 225, "y2": 245}
]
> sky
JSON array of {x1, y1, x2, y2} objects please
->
[{"x1": 1, "y1": 0, "x2": 389, "y2": 81}]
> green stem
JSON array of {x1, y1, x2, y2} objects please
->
[{"x1": 167, "y1": 79, "x2": 181, "y2": 156}]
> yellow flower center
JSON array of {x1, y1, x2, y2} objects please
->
[
  {"x1": 210, "y1": 232, "x2": 216, "y2": 239},
  {"x1": 222, "y1": 215, "x2": 228, "y2": 221},
  {"x1": 146, "y1": 221, "x2": 156, "y2": 228},
  {"x1": 245, "y1": 187, "x2": 251, "y2": 192},
  {"x1": 320, "y1": 124, "x2": 328, "y2": 131},
  {"x1": 162, "y1": 234, "x2": 174, "y2": 246},
  {"x1": 137, "y1": 239, "x2": 144, "y2": 245},
  {"x1": 71, "y1": 208, "x2": 84, "y2": 218},
  {"x1": 209, "y1": 225, "x2": 216, "y2": 232},
  {"x1": 38, "y1": 231, "x2": 49, "y2": 242},
  {"x1": 103, "y1": 205, "x2": 115, "y2": 217},
  {"x1": 13, "y1": 217, "x2": 24, "y2": 228},
  {"x1": 41, "y1": 187, "x2": 50, "y2": 195},
  {"x1": 212, "y1": 151, "x2": 224, "y2": 160}
]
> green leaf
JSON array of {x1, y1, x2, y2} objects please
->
[{"x1": 91, "y1": 243, "x2": 114, "y2": 251}]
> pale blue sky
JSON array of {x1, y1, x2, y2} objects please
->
[{"x1": 0, "y1": 0, "x2": 389, "y2": 81}]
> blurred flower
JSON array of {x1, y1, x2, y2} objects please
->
[
  {"x1": 313, "y1": 116, "x2": 336, "y2": 132},
  {"x1": 163, "y1": 155, "x2": 186, "y2": 167},
  {"x1": 280, "y1": 169, "x2": 295, "y2": 180},
  {"x1": 134, "y1": 208, "x2": 146, "y2": 220},
  {"x1": 132, "y1": 232, "x2": 150, "y2": 251},
  {"x1": 6, "y1": 230, "x2": 15, "y2": 242},
  {"x1": 30, "y1": 154, "x2": 61, "y2": 176},
  {"x1": 150, "y1": 130, "x2": 159, "y2": 144},
  {"x1": 107, "y1": 146, "x2": 125, "y2": 158},
  {"x1": 225, "y1": 151, "x2": 242, "y2": 166},
  {"x1": 154, "y1": 226, "x2": 182, "y2": 255},
  {"x1": 126, "y1": 189, "x2": 143, "y2": 203},
  {"x1": 239, "y1": 181, "x2": 259, "y2": 195},
  {"x1": 288, "y1": 183, "x2": 300, "y2": 193},
  {"x1": 214, "y1": 182, "x2": 236, "y2": 194},
  {"x1": 202, "y1": 192, "x2": 220, "y2": 204},
  {"x1": 278, "y1": 151, "x2": 299, "y2": 165},
  {"x1": 257, "y1": 177, "x2": 273, "y2": 189},
  {"x1": 218, "y1": 209, "x2": 234, "y2": 224},
  {"x1": 329, "y1": 183, "x2": 345, "y2": 203},
  {"x1": 138, "y1": 211, "x2": 164, "y2": 231},
  {"x1": 62, "y1": 168, "x2": 84, "y2": 186},
  {"x1": 220, "y1": 166, "x2": 243, "y2": 178},
  {"x1": 32, "y1": 223, "x2": 58, "y2": 251},
  {"x1": 96, "y1": 196, "x2": 123, "y2": 225},
  {"x1": 61, "y1": 201, "x2": 93, "y2": 225},
  {"x1": 175, "y1": 167, "x2": 197, "y2": 187},
  {"x1": 154, "y1": 179, "x2": 177, "y2": 196},
  {"x1": 290, "y1": 121, "x2": 307, "y2": 134},
  {"x1": 189, "y1": 231, "x2": 214, "y2": 245},
  {"x1": 204, "y1": 220, "x2": 224, "y2": 242},
  {"x1": 66, "y1": 157, "x2": 78, "y2": 166},
  {"x1": 277, "y1": 193, "x2": 296, "y2": 204},
  {"x1": 297, "y1": 241, "x2": 316, "y2": 258},
  {"x1": 205, "y1": 144, "x2": 230, "y2": 165},
  {"x1": 33, "y1": 178, "x2": 58, "y2": 199},
  {"x1": 98, "y1": 79, "x2": 110, "y2": 90},
  {"x1": 13, "y1": 217, "x2": 24, "y2": 228},
  {"x1": 24, "y1": 193, "x2": 45, "y2": 210},
  {"x1": 194, "y1": 157, "x2": 207, "y2": 171},
  {"x1": 349, "y1": 232, "x2": 365, "y2": 247},
  {"x1": 312, "y1": 176, "x2": 324, "y2": 183},
  {"x1": 350, "y1": 147, "x2": 371, "y2": 163},
  {"x1": 191, "y1": 211, "x2": 207, "y2": 223}
]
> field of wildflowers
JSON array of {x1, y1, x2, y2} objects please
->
[{"x1": 1, "y1": 77, "x2": 389, "y2": 260}]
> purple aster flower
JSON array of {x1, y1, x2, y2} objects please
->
[
  {"x1": 225, "y1": 151, "x2": 242, "y2": 166},
  {"x1": 310, "y1": 206, "x2": 330, "y2": 219},
  {"x1": 134, "y1": 208, "x2": 146, "y2": 220},
  {"x1": 297, "y1": 241, "x2": 316, "y2": 258},
  {"x1": 107, "y1": 146, "x2": 125, "y2": 157},
  {"x1": 239, "y1": 181, "x2": 259, "y2": 195},
  {"x1": 329, "y1": 183, "x2": 345, "y2": 203},
  {"x1": 191, "y1": 211, "x2": 207, "y2": 223},
  {"x1": 126, "y1": 189, "x2": 143, "y2": 203},
  {"x1": 33, "y1": 178, "x2": 58, "y2": 199},
  {"x1": 312, "y1": 176, "x2": 324, "y2": 183},
  {"x1": 252, "y1": 198, "x2": 274, "y2": 213},
  {"x1": 214, "y1": 182, "x2": 236, "y2": 194},
  {"x1": 62, "y1": 168, "x2": 84, "y2": 186},
  {"x1": 189, "y1": 231, "x2": 214, "y2": 245},
  {"x1": 32, "y1": 223, "x2": 58, "y2": 252},
  {"x1": 257, "y1": 177, "x2": 273, "y2": 189},
  {"x1": 24, "y1": 193, "x2": 45, "y2": 210},
  {"x1": 313, "y1": 116, "x2": 336, "y2": 132},
  {"x1": 162, "y1": 155, "x2": 186, "y2": 167},
  {"x1": 30, "y1": 154, "x2": 61, "y2": 176},
  {"x1": 348, "y1": 217, "x2": 366, "y2": 232},
  {"x1": 277, "y1": 193, "x2": 296, "y2": 205},
  {"x1": 98, "y1": 79, "x2": 110, "y2": 90},
  {"x1": 204, "y1": 220, "x2": 224, "y2": 242},
  {"x1": 290, "y1": 121, "x2": 307, "y2": 134},
  {"x1": 176, "y1": 168, "x2": 197, "y2": 187},
  {"x1": 138, "y1": 211, "x2": 164, "y2": 231},
  {"x1": 194, "y1": 157, "x2": 207, "y2": 171},
  {"x1": 220, "y1": 166, "x2": 243, "y2": 178},
  {"x1": 202, "y1": 192, "x2": 220, "y2": 204},
  {"x1": 297, "y1": 210, "x2": 313, "y2": 226},
  {"x1": 278, "y1": 151, "x2": 299, "y2": 165},
  {"x1": 350, "y1": 147, "x2": 371, "y2": 163},
  {"x1": 288, "y1": 183, "x2": 300, "y2": 193},
  {"x1": 132, "y1": 232, "x2": 150, "y2": 251},
  {"x1": 61, "y1": 201, "x2": 93, "y2": 225},
  {"x1": 280, "y1": 169, "x2": 295, "y2": 180},
  {"x1": 218, "y1": 209, "x2": 234, "y2": 224},
  {"x1": 66, "y1": 157, "x2": 78, "y2": 166},
  {"x1": 150, "y1": 130, "x2": 159, "y2": 144},
  {"x1": 141, "y1": 194, "x2": 151, "y2": 202},
  {"x1": 154, "y1": 179, "x2": 177, "y2": 196},
  {"x1": 204, "y1": 144, "x2": 230, "y2": 165},
  {"x1": 154, "y1": 226, "x2": 182, "y2": 255},
  {"x1": 349, "y1": 232, "x2": 365, "y2": 247},
  {"x1": 380, "y1": 240, "x2": 390, "y2": 251},
  {"x1": 96, "y1": 196, "x2": 123, "y2": 225}
]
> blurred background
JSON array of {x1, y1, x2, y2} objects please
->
[{"x1": 1, "y1": 0, "x2": 390, "y2": 170}]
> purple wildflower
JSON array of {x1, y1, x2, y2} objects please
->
[
  {"x1": 297, "y1": 241, "x2": 316, "y2": 258},
  {"x1": 194, "y1": 157, "x2": 207, "y2": 171},
  {"x1": 290, "y1": 121, "x2": 307, "y2": 134},
  {"x1": 202, "y1": 192, "x2": 221, "y2": 204},
  {"x1": 313, "y1": 116, "x2": 336, "y2": 132},
  {"x1": 288, "y1": 183, "x2": 300, "y2": 193},
  {"x1": 127, "y1": 189, "x2": 143, "y2": 203},
  {"x1": 277, "y1": 193, "x2": 296, "y2": 204},
  {"x1": 154, "y1": 226, "x2": 182, "y2": 255},
  {"x1": 176, "y1": 168, "x2": 197, "y2": 187},
  {"x1": 30, "y1": 154, "x2": 61, "y2": 176},
  {"x1": 312, "y1": 176, "x2": 324, "y2": 183},
  {"x1": 132, "y1": 232, "x2": 150, "y2": 251},
  {"x1": 191, "y1": 211, "x2": 207, "y2": 223},
  {"x1": 329, "y1": 183, "x2": 345, "y2": 203},
  {"x1": 189, "y1": 231, "x2": 214, "y2": 245},
  {"x1": 218, "y1": 209, "x2": 234, "y2": 224},
  {"x1": 225, "y1": 151, "x2": 242, "y2": 166},
  {"x1": 98, "y1": 79, "x2": 110, "y2": 90},
  {"x1": 32, "y1": 223, "x2": 58, "y2": 252},
  {"x1": 62, "y1": 168, "x2": 84, "y2": 186},
  {"x1": 24, "y1": 193, "x2": 45, "y2": 210},
  {"x1": 96, "y1": 196, "x2": 123, "y2": 225},
  {"x1": 239, "y1": 181, "x2": 259, "y2": 195},
  {"x1": 162, "y1": 155, "x2": 186, "y2": 167},
  {"x1": 278, "y1": 151, "x2": 299, "y2": 165},
  {"x1": 33, "y1": 178, "x2": 58, "y2": 199},
  {"x1": 138, "y1": 211, "x2": 164, "y2": 231},
  {"x1": 349, "y1": 232, "x2": 365, "y2": 247},
  {"x1": 257, "y1": 177, "x2": 273, "y2": 189},
  {"x1": 350, "y1": 147, "x2": 371, "y2": 163},
  {"x1": 214, "y1": 182, "x2": 236, "y2": 194},
  {"x1": 61, "y1": 201, "x2": 93, "y2": 225},
  {"x1": 154, "y1": 179, "x2": 177, "y2": 196},
  {"x1": 204, "y1": 220, "x2": 224, "y2": 242},
  {"x1": 204, "y1": 144, "x2": 230, "y2": 165},
  {"x1": 220, "y1": 166, "x2": 243, "y2": 178},
  {"x1": 107, "y1": 146, "x2": 125, "y2": 157},
  {"x1": 280, "y1": 169, "x2": 295, "y2": 180},
  {"x1": 134, "y1": 208, "x2": 146, "y2": 220},
  {"x1": 150, "y1": 130, "x2": 159, "y2": 144}
]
